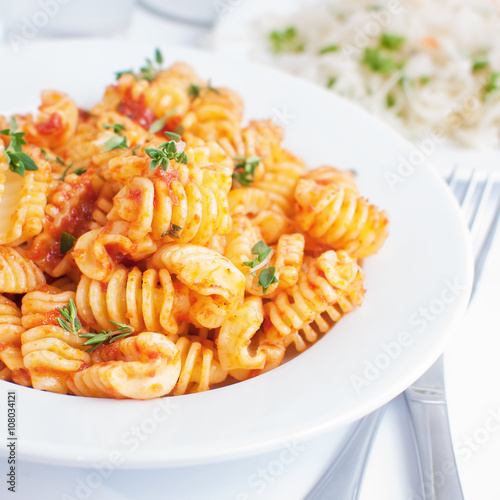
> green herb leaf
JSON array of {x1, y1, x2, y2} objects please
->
[
  {"x1": 165, "y1": 131, "x2": 181, "y2": 141},
  {"x1": 258, "y1": 267, "x2": 279, "y2": 294},
  {"x1": 78, "y1": 321, "x2": 135, "y2": 352},
  {"x1": 115, "y1": 70, "x2": 134, "y2": 80},
  {"x1": 103, "y1": 135, "x2": 128, "y2": 152},
  {"x1": 251, "y1": 241, "x2": 272, "y2": 260},
  {"x1": 149, "y1": 117, "x2": 166, "y2": 133},
  {"x1": 15, "y1": 152, "x2": 38, "y2": 171},
  {"x1": 484, "y1": 72, "x2": 500, "y2": 99},
  {"x1": 380, "y1": 33, "x2": 405, "y2": 51},
  {"x1": 115, "y1": 49, "x2": 163, "y2": 82},
  {"x1": 103, "y1": 123, "x2": 126, "y2": 135},
  {"x1": 60, "y1": 232, "x2": 76, "y2": 253},
  {"x1": 472, "y1": 59, "x2": 489, "y2": 72},
  {"x1": 161, "y1": 224, "x2": 182, "y2": 239},
  {"x1": 145, "y1": 133, "x2": 188, "y2": 171},
  {"x1": 419, "y1": 76, "x2": 431, "y2": 85},
  {"x1": 155, "y1": 48, "x2": 163, "y2": 65},
  {"x1": 318, "y1": 44, "x2": 339, "y2": 55},
  {"x1": 59, "y1": 162, "x2": 74, "y2": 180},
  {"x1": 4, "y1": 149, "x2": 39, "y2": 177},
  {"x1": 73, "y1": 167, "x2": 87, "y2": 176},
  {"x1": 362, "y1": 47, "x2": 404, "y2": 74},
  {"x1": 56, "y1": 299, "x2": 82, "y2": 339},
  {"x1": 386, "y1": 93, "x2": 396, "y2": 108},
  {"x1": 232, "y1": 156, "x2": 260, "y2": 187},
  {"x1": 326, "y1": 76, "x2": 337, "y2": 89},
  {"x1": 188, "y1": 83, "x2": 201, "y2": 99},
  {"x1": 243, "y1": 241, "x2": 273, "y2": 271},
  {"x1": 269, "y1": 26, "x2": 304, "y2": 54}
]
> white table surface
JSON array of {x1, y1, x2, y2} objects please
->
[{"x1": 3, "y1": 4, "x2": 500, "y2": 499}]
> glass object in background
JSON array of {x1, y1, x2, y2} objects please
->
[
  {"x1": 139, "y1": 0, "x2": 217, "y2": 26},
  {"x1": 0, "y1": 0, "x2": 136, "y2": 43}
]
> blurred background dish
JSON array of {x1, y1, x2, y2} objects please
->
[{"x1": 139, "y1": 0, "x2": 217, "y2": 26}]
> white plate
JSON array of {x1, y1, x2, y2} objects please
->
[{"x1": 0, "y1": 40, "x2": 473, "y2": 468}]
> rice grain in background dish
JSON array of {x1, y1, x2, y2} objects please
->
[{"x1": 252, "y1": 0, "x2": 500, "y2": 148}]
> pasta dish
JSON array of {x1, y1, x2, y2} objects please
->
[{"x1": 0, "y1": 50, "x2": 388, "y2": 399}]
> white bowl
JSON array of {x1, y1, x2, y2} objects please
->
[{"x1": 0, "y1": 40, "x2": 473, "y2": 468}]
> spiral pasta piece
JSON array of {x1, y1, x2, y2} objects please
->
[
  {"x1": 145, "y1": 62, "x2": 203, "y2": 122},
  {"x1": 21, "y1": 286, "x2": 76, "y2": 329},
  {"x1": 76, "y1": 267, "x2": 189, "y2": 336},
  {"x1": 21, "y1": 325, "x2": 91, "y2": 394},
  {"x1": 73, "y1": 221, "x2": 157, "y2": 282},
  {"x1": 302, "y1": 166, "x2": 359, "y2": 193},
  {"x1": 272, "y1": 233, "x2": 305, "y2": 289},
  {"x1": 0, "y1": 246, "x2": 45, "y2": 293},
  {"x1": 217, "y1": 296, "x2": 266, "y2": 371},
  {"x1": 27, "y1": 170, "x2": 106, "y2": 278},
  {"x1": 66, "y1": 332, "x2": 181, "y2": 399},
  {"x1": 251, "y1": 136, "x2": 307, "y2": 216},
  {"x1": 151, "y1": 244, "x2": 245, "y2": 328},
  {"x1": 294, "y1": 177, "x2": 389, "y2": 258},
  {"x1": 182, "y1": 86, "x2": 244, "y2": 156},
  {"x1": 0, "y1": 145, "x2": 52, "y2": 246},
  {"x1": 0, "y1": 295, "x2": 30, "y2": 386},
  {"x1": 174, "y1": 335, "x2": 227, "y2": 395},
  {"x1": 224, "y1": 214, "x2": 263, "y2": 291},
  {"x1": 107, "y1": 161, "x2": 232, "y2": 247},
  {"x1": 264, "y1": 250, "x2": 365, "y2": 342},
  {"x1": 228, "y1": 188, "x2": 294, "y2": 244}
]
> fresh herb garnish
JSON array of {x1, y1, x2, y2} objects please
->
[
  {"x1": 484, "y1": 72, "x2": 500, "y2": 99},
  {"x1": 1, "y1": 117, "x2": 38, "y2": 177},
  {"x1": 188, "y1": 83, "x2": 201, "y2": 99},
  {"x1": 269, "y1": 26, "x2": 304, "y2": 54},
  {"x1": 102, "y1": 123, "x2": 126, "y2": 135},
  {"x1": 258, "y1": 267, "x2": 279, "y2": 294},
  {"x1": 386, "y1": 93, "x2": 396, "y2": 108},
  {"x1": 60, "y1": 232, "x2": 76, "y2": 253},
  {"x1": 380, "y1": 33, "x2": 405, "y2": 51},
  {"x1": 243, "y1": 240, "x2": 278, "y2": 294},
  {"x1": 164, "y1": 131, "x2": 181, "y2": 141},
  {"x1": 326, "y1": 76, "x2": 337, "y2": 89},
  {"x1": 115, "y1": 48, "x2": 164, "y2": 82},
  {"x1": 103, "y1": 135, "x2": 128, "y2": 152},
  {"x1": 78, "y1": 321, "x2": 135, "y2": 353},
  {"x1": 362, "y1": 47, "x2": 404, "y2": 74},
  {"x1": 149, "y1": 108, "x2": 178, "y2": 134},
  {"x1": 472, "y1": 59, "x2": 489, "y2": 72},
  {"x1": 161, "y1": 224, "x2": 182, "y2": 238},
  {"x1": 56, "y1": 299, "x2": 82, "y2": 339},
  {"x1": 318, "y1": 44, "x2": 339, "y2": 55},
  {"x1": 419, "y1": 76, "x2": 431, "y2": 85},
  {"x1": 73, "y1": 167, "x2": 87, "y2": 176},
  {"x1": 59, "y1": 162, "x2": 74, "y2": 180},
  {"x1": 188, "y1": 81, "x2": 220, "y2": 100},
  {"x1": 243, "y1": 241, "x2": 273, "y2": 270},
  {"x1": 232, "y1": 156, "x2": 260, "y2": 187},
  {"x1": 145, "y1": 132, "x2": 188, "y2": 171},
  {"x1": 149, "y1": 117, "x2": 166, "y2": 134}
]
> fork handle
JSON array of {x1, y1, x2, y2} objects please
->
[
  {"x1": 405, "y1": 392, "x2": 464, "y2": 499},
  {"x1": 304, "y1": 407, "x2": 386, "y2": 500}
]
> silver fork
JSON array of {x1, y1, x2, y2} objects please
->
[{"x1": 305, "y1": 167, "x2": 500, "y2": 500}]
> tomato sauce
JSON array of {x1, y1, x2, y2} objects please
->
[{"x1": 117, "y1": 88, "x2": 155, "y2": 130}]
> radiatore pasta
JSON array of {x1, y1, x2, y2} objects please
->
[{"x1": 0, "y1": 53, "x2": 388, "y2": 399}]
